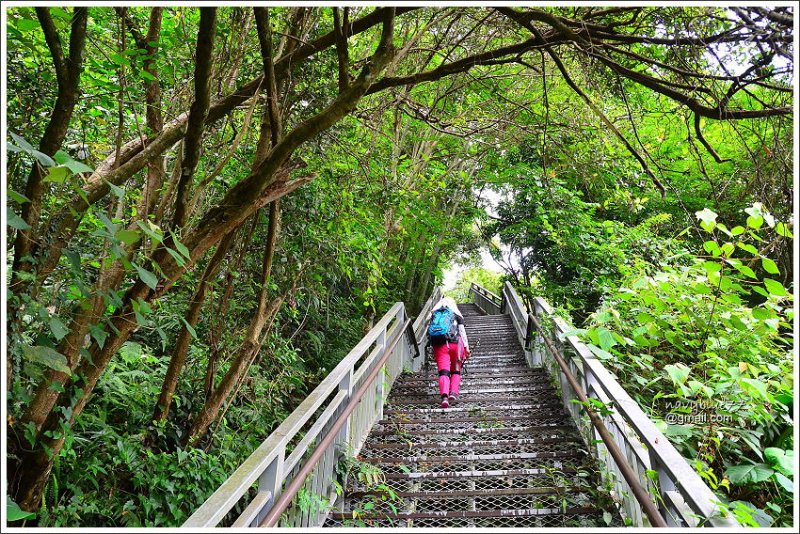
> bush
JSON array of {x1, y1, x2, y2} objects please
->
[{"x1": 579, "y1": 205, "x2": 794, "y2": 527}]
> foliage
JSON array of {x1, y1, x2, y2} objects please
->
[
  {"x1": 447, "y1": 266, "x2": 505, "y2": 302},
  {"x1": 577, "y1": 205, "x2": 793, "y2": 527}
]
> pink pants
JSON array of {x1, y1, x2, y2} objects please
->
[{"x1": 433, "y1": 337, "x2": 465, "y2": 396}]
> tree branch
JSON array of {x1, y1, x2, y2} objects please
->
[
  {"x1": 333, "y1": 7, "x2": 351, "y2": 92},
  {"x1": 173, "y1": 7, "x2": 217, "y2": 229}
]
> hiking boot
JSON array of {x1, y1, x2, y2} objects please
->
[
  {"x1": 440, "y1": 396, "x2": 449, "y2": 409},
  {"x1": 448, "y1": 393, "x2": 458, "y2": 403}
]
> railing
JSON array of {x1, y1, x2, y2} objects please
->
[
  {"x1": 184, "y1": 291, "x2": 438, "y2": 528},
  {"x1": 469, "y1": 282, "x2": 502, "y2": 315},
  {"x1": 470, "y1": 282, "x2": 739, "y2": 528}
]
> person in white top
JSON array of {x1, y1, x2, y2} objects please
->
[{"x1": 428, "y1": 296, "x2": 471, "y2": 408}]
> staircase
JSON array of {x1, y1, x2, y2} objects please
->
[{"x1": 325, "y1": 303, "x2": 621, "y2": 528}]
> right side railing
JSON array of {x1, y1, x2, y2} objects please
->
[{"x1": 470, "y1": 282, "x2": 739, "y2": 528}]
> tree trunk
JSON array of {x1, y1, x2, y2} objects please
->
[
  {"x1": 173, "y1": 8, "x2": 217, "y2": 229},
  {"x1": 186, "y1": 200, "x2": 282, "y2": 446},
  {"x1": 8, "y1": 8, "x2": 88, "y2": 387},
  {"x1": 152, "y1": 230, "x2": 238, "y2": 422}
]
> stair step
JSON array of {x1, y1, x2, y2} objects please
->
[
  {"x1": 336, "y1": 490, "x2": 596, "y2": 514},
  {"x1": 328, "y1": 506, "x2": 599, "y2": 520},
  {"x1": 384, "y1": 402, "x2": 563, "y2": 417},
  {"x1": 377, "y1": 412, "x2": 568, "y2": 426},
  {"x1": 393, "y1": 376, "x2": 548, "y2": 388},
  {"x1": 385, "y1": 395, "x2": 560, "y2": 409},
  {"x1": 360, "y1": 450, "x2": 585, "y2": 467},
  {"x1": 390, "y1": 384, "x2": 560, "y2": 397},
  {"x1": 364, "y1": 434, "x2": 581, "y2": 451},
  {"x1": 366, "y1": 424, "x2": 577, "y2": 443},
  {"x1": 397, "y1": 371, "x2": 543, "y2": 382}
]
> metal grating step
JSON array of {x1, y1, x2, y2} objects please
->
[
  {"x1": 383, "y1": 401, "x2": 565, "y2": 418},
  {"x1": 365, "y1": 424, "x2": 578, "y2": 443}
]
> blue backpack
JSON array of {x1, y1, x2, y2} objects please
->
[{"x1": 428, "y1": 306, "x2": 458, "y2": 346}]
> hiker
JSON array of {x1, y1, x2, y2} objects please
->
[{"x1": 427, "y1": 296, "x2": 471, "y2": 408}]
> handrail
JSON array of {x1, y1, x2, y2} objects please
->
[
  {"x1": 469, "y1": 282, "x2": 502, "y2": 315},
  {"x1": 258, "y1": 319, "x2": 414, "y2": 527},
  {"x1": 184, "y1": 301, "x2": 410, "y2": 528},
  {"x1": 470, "y1": 282, "x2": 501, "y2": 304},
  {"x1": 528, "y1": 312, "x2": 667, "y2": 527}
]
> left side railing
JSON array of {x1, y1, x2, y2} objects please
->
[{"x1": 183, "y1": 290, "x2": 440, "y2": 528}]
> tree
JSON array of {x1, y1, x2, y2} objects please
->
[{"x1": 6, "y1": 6, "x2": 792, "y2": 517}]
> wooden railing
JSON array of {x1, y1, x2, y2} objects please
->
[
  {"x1": 470, "y1": 282, "x2": 740, "y2": 528},
  {"x1": 184, "y1": 290, "x2": 440, "y2": 528}
]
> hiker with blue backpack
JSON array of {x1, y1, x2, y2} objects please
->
[{"x1": 427, "y1": 296, "x2": 471, "y2": 408}]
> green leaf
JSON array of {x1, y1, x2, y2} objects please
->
[
  {"x1": 134, "y1": 263, "x2": 159, "y2": 290},
  {"x1": 136, "y1": 220, "x2": 164, "y2": 244},
  {"x1": 730, "y1": 226, "x2": 745, "y2": 236},
  {"x1": 50, "y1": 7, "x2": 72, "y2": 20},
  {"x1": 6, "y1": 496, "x2": 36, "y2": 521},
  {"x1": 17, "y1": 19, "x2": 40, "y2": 32},
  {"x1": 62, "y1": 159, "x2": 93, "y2": 174},
  {"x1": 665, "y1": 363, "x2": 690, "y2": 386},
  {"x1": 89, "y1": 324, "x2": 108, "y2": 349},
  {"x1": 8, "y1": 189, "x2": 31, "y2": 204},
  {"x1": 760, "y1": 258, "x2": 779, "y2": 275},
  {"x1": 115, "y1": 229, "x2": 140, "y2": 245},
  {"x1": 774, "y1": 473, "x2": 794, "y2": 493},
  {"x1": 736, "y1": 242, "x2": 758, "y2": 255},
  {"x1": 746, "y1": 215, "x2": 764, "y2": 230},
  {"x1": 663, "y1": 424, "x2": 693, "y2": 438},
  {"x1": 764, "y1": 448, "x2": 793, "y2": 477},
  {"x1": 703, "y1": 241, "x2": 720, "y2": 256},
  {"x1": 9, "y1": 132, "x2": 35, "y2": 152},
  {"x1": 49, "y1": 317, "x2": 70, "y2": 341},
  {"x1": 181, "y1": 318, "x2": 198, "y2": 340},
  {"x1": 726, "y1": 463, "x2": 774, "y2": 485},
  {"x1": 720, "y1": 242, "x2": 734, "y2": 257},
  {"x1": 740, "y1": 378, "x2": 770, "y2": 401},
  {"x1": 700, "y1": 261, "x2": 721, "y2": 275},
  {"x1": 33, "y1": 149, "x2": 56, "y2": 167},
  {"x1": 8, "y1": 211, "x2": 31, "y2": 230},
  {"x1": 775, "y1": 222, "x2": 793, "y2": 238},
  {"x1": 53, "y1": 150, "x2": 71, "y2": 164},
  {"x1": 596, "y1": 327, "x2": 617, "y2": 351},
  {"x1": 104, "y1": 179, "x2": 125, "y2": 198},
  {"x1": 172, "y1": 237, "x2": 191, "y2": 260},
  {"x1": 43, "y1": 166, "x2": 71, "y2": 184},
  {"x1": 21, "y1": 345, "x2": 71, "y2": 375},
  {"x1": 730, "y1": 262, "x2": 756, "y2": 279},
  {"x1": 751, "y1": 307, "x2": 772, "y2": 321},
  {"x1": 763, "y1": 278, "x2": 788, "y2": 297},
  {"x1": 744, "y1": 203, "x2": 763, "y2": 218},
  {"x1": 165, "y1": 247, "x2": 187, "y2": 267},
  {"x1": 110, "y1": 52, "x2": 131, "y2": 67},
  {"x1": 587, "y1": 345, "x2": 613, "y2": 360}
]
